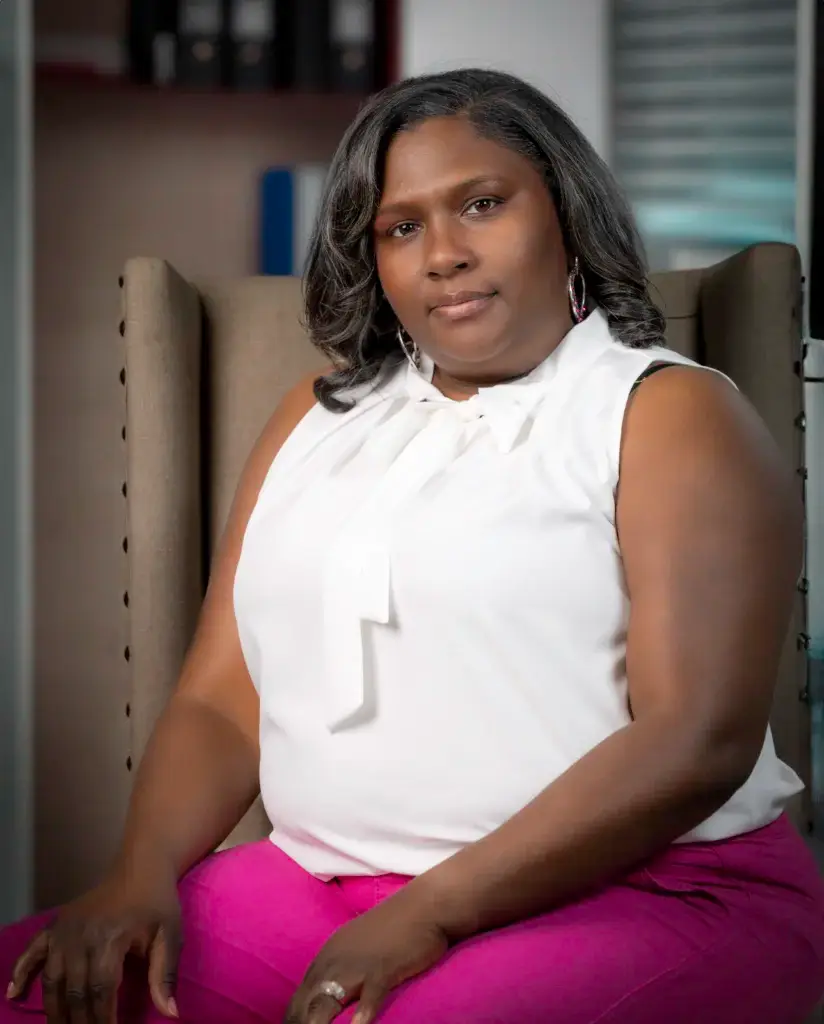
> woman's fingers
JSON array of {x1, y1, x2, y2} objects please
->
[
  {"x1": 41, "y1": 944, "x2": 68, "y2": 1024},
  {"x1": 7, "y1": 906, "x2": 179, "y2": 1023},
  {"x1": 6, "y1": 927, "x2": 50, "y2": 1000},
  {"x1": 88, "y1": 938, "x2": 126, "y2": 1024},
  {"x1": 63, "y1": 945, "x2": 92, "y2": 1024},
  {"x1": 285, "y1": 971, "x2": 359, "y2": 1024},
  {"x1": 8, "y1": 928, "x2": 127, "y2": 1024},
  {"x1": 289, "y1": 975, "x2": 391, "y2": 1024},
  {"x1": 303, "y1": 990, "x2": 351, "y2": 1024},
  {"x1": 350, "y1": 978, "x2": 392, "y2": 1024},
  {"x1": 147, "y1": 921, "x2": 182, "y2": 1018}
]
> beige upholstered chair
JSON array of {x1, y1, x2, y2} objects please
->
[{"x1": 117, "y1": 240, "x2": 811, "y2": 858}]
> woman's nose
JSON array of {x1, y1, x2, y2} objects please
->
[{"x1": 424, "y1": 222, "x2": 476, "y2": 279}]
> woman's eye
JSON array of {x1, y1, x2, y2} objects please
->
[
  {"x1": 466, "y1": 197, "x2": 501, "y2": 215},
  {"x1": 388, "y1": 221, "x2": 418, "y2": 238},
  {"x1": 384, "y1": 199, "x2": 500, "y2": 237}
]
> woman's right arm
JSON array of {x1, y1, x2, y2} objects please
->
[
  {"x1": 7, "y1": 369, "x2": 323, "y2": 1023},
  {"x1": 115, "y1": 369, "x2": 322, "y2": 885}
]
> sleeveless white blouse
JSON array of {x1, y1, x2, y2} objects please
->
[{"x1": 233, "y1": 309, "x2": 803, "y2": 879}]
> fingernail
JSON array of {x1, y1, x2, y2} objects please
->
[
  {"x1": 5, "y1": 982, "x2": 16, "y2": 1000},
  {"x1": 168, "y1": 997, "x2": 179, "y2": 1018}
]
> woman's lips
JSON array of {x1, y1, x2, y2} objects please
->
[{"x1": 431, "y1": 292, "x2": 497, "y2": 322}]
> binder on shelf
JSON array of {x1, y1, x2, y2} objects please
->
[
  {"x1": 260, "y1": 165, "x2": 330, "y2": 276},
  {"x1": 227, "y1": 0, "x2": 293, "y2": 91},
  {"x1": 293, "y1": 164, "x2": 330, "y2": 276},
  {"x1": 329, "y1": 0, "x2": 377, "y2": 93},
  {"x1": 126, "y1": 0, "x2": 393, "y2": 90},
  {"x1": 127, "y1": 0, "x2": 179, "y2": 85},
  {"x1": 293, "y1": 0, "x2": 331, "y2": 92},
  {"x1": 126, "y1": 0, "x2": 154, "y2": 83},
  {"x1": 176, "y1": 0, "x2": 226, "y2": 88},
  {"x1": 260, "y1": 168, "x2": 295, "y2": 276}
]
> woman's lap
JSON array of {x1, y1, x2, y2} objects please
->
[
  {"x1": 2, "y1": 815, "x2": 823, "y2": 1023},
  {"x1": 0, "y1": 843, "x2": 350, "y2": 1023}
]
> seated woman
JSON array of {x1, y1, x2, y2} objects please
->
[{"x1": 3, "y1": 67, "x2": 824, "y2": 1024}]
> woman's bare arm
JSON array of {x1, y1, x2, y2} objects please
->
[
  {"x1": 112, "y1": 371, "x2": 323, "y2": 886},
  {"x1": 404, "y1": 366, "x2": 803, "y2": 940}
]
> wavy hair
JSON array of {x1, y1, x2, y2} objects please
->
[{"x1": 303, "y1": 68, "x2": 665, "y2": 412}]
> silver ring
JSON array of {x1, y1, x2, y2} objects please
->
[{"x1": 316, "y1": 980, "x2": 347, "y2": 1004}]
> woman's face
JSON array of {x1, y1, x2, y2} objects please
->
[{"x1": 374, "y1": 115, "x2": 572, "y2": 386}]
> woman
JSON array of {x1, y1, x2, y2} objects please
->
[{"x1": 4, "y1": 68, "x2": 824, "y2": 1024}]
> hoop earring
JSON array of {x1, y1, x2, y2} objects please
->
[
  {"x1": 568, "y1": 257, "x2": 587, "y2": 323},
  {"x1": 397, "y1": 325, "x2": 420, "y2": 370}
]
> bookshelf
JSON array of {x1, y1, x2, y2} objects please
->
[{"x1": 35, "y1": 0, "x2": 399, "y2": 95}]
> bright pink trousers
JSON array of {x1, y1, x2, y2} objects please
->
[{"x1": 3, "y1": 814, "x2": 824, "y2": 1022}]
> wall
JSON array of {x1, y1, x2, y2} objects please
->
[
  {"x1": 399, "y1": 0, "x2": 610, "y2": 158},
  {"x1": 0, "y1": 0, "x2": 33, "y2": 926}
]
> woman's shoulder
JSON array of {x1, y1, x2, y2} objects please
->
[
  {"x1": 558, "y1": 311, "x2": 707, "y2": 408},
  {"x1": 257, "y1": 360, "x2": 397, "y2": 448},
  {"x1": 558, "y1": 323, "x2": 741, "y2": 488},
  {"x1": 233, "y1": 369, "x2": 327, "y2": 507},
  {"x1": 616, "y1": 357, "x2": 802, "y2": 553},
  {"x1": 621, "y1": 360, "x2": 752, "y2": 451},
  {"x1": 250, "y1": 360, "x2": 405, "y2": 484},
  {"x1": 259, "y1": 367, "x2": 329, "y2": 456},
  {"x1": 580, "y1": 319, "x2": 740, "y2": 420},
  {"x1": 594, "y1": 335, "x2": 700, "y2": 382}
]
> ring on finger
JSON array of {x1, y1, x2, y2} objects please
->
[{"x1": 315, "y1": 979, "x2": 348, "y2": 1004}]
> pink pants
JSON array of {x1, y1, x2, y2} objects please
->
[{"x1": 3, "y1": 814, "x2": 824, "y2": 1023}]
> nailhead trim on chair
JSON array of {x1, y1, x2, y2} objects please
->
[
  {"x1": 792, "y1": 283, "x2": 816, "y2": 841},
  {"x1": 119, "y1": 272, "x2": 133, "y2": 782}
]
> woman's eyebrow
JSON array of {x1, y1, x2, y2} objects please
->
[{"x1": 376, "y1": 176, "x2": 509, "y2": 218}]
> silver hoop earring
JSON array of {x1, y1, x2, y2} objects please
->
[
  {"x1": 568, "y1": 257, "x2": 587, "y2": 323},
  {"x1": 397, "y1": 325, "x2": 420, "y2": 370}
]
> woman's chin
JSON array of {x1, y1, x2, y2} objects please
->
[{"x1": 431, "y1": 334, "x2": 513, "y2": 375}]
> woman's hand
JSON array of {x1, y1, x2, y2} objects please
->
[
  {"x1": 284, "y1": 890, "x2": 449, "y2": 1024},
  {"x1": 6, "y1": 869, "x2": 182, "y2": 1024}
]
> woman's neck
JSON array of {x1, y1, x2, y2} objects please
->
[
  {"x1": 431, "y1": 365, "x2": 533, "y2": 402},
  {"x1": 427, "y1": 311, "x2": 575, "y2": 401}
]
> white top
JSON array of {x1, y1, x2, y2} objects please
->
[{"x1": 233, "y1": 309, "x2": 803, "y2": 879}]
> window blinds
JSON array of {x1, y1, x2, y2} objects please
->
[{"x1": 612, "y1": 0, "x2": 798, "y2": 263}]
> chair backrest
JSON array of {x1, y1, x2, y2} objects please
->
[{"x1": 118, "y1": 241, "x2": 810, "y2": 859}]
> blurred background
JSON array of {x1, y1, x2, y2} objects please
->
[{"x1": 0, "y1": 0, "x2": 822, "y2": 922}]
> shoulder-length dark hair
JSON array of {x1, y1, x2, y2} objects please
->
[{"x1": 303, "y1": 68, "x2": 665, "y2": 412}]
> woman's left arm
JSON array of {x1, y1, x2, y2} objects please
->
[
  {"x1": 412, "y1": 365, "x2": 803, "y2": 940},
  {"x1": 285, "y1": 367, "x2": 804, "y2": 1024}
]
